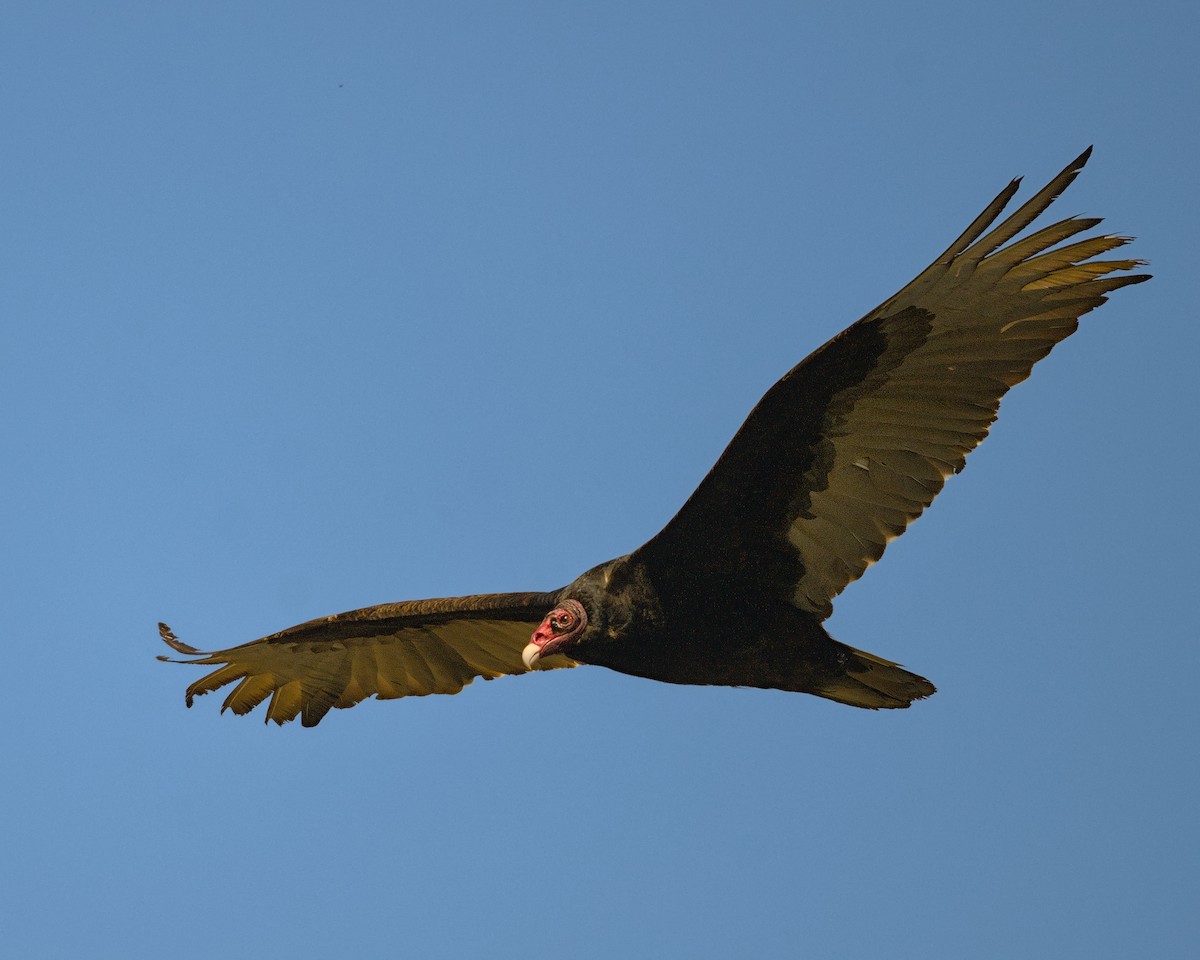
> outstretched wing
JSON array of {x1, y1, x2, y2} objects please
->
[
  {"x1": 159, "y1": 591, "x2": 574, "y2": 726},
  {"x1": 638, "y1": 148, "x2": 1148, "y2": 619}
]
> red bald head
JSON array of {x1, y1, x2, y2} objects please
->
[{"x1": 522, "y1": 598, "x2": 587, "y2": 669}]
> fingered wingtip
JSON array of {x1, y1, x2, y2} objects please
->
[
  {"x1": 1059, "y1": 145, "x2": 1093, "y2": 183},
  {"x1": 158, "y1": 621, "x2": 205, "y2": 657}
]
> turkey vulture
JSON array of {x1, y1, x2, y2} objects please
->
[{"x1": 159, "y1": 148, "x2": 1147, "y2": 726}]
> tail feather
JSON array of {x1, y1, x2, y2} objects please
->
[{"x1": 817, "y1": 644, "x2": 937, "y2": 709}]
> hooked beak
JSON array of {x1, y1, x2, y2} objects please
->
[{"x1": 522, "y1": 618, "x2": 557, "y2": 670}]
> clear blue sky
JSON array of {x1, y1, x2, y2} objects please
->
[{"x1": 2, "y1": 2, "x2": 1196, "y2": 958}]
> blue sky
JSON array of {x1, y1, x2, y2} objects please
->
[{"x1": 2, "y1": 2, "x2": 1196, "y2": 957}]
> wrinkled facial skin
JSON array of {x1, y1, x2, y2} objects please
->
[{"x1": 522, "y1": 599, "x2": 587, "y2": 669}]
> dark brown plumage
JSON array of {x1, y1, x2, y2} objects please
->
[{"x1": 159, "y1": 148, "x2": 1148, "y2": 725}]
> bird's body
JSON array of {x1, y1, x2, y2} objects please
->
[
  {"x1": 160, "y1": 148, "x2": 1148, "y2": 725},
  {"x1": 551, "y1": 554, "x2": 928, "y2": 709}
]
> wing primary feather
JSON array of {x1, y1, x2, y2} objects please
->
[
  {"x1": 221, "y1": 674, "x2": 275, "y2": 715},
  {"x1": 981, "y1": 217, "x2": 1104, "y2": 271},
  {"x1": 157, "y1": 622, "x2": 204, "y2": 658},
  {"x1": 961, "y1": 146, "x2": 1093, "y2": 261},
  {"x1": 265, "y1": 681, "x2": 304, "y2": 726},
  {"x1": 932, "y1": 177, "x2": 1023, "y2": 266},
  {"x1": 1010, "y1": 234, "x2": 1132, "y2": 279}
]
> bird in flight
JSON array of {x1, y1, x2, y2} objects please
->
[{"x1": 160, "y1": 147, "x2": 1147, "y2": 726}]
